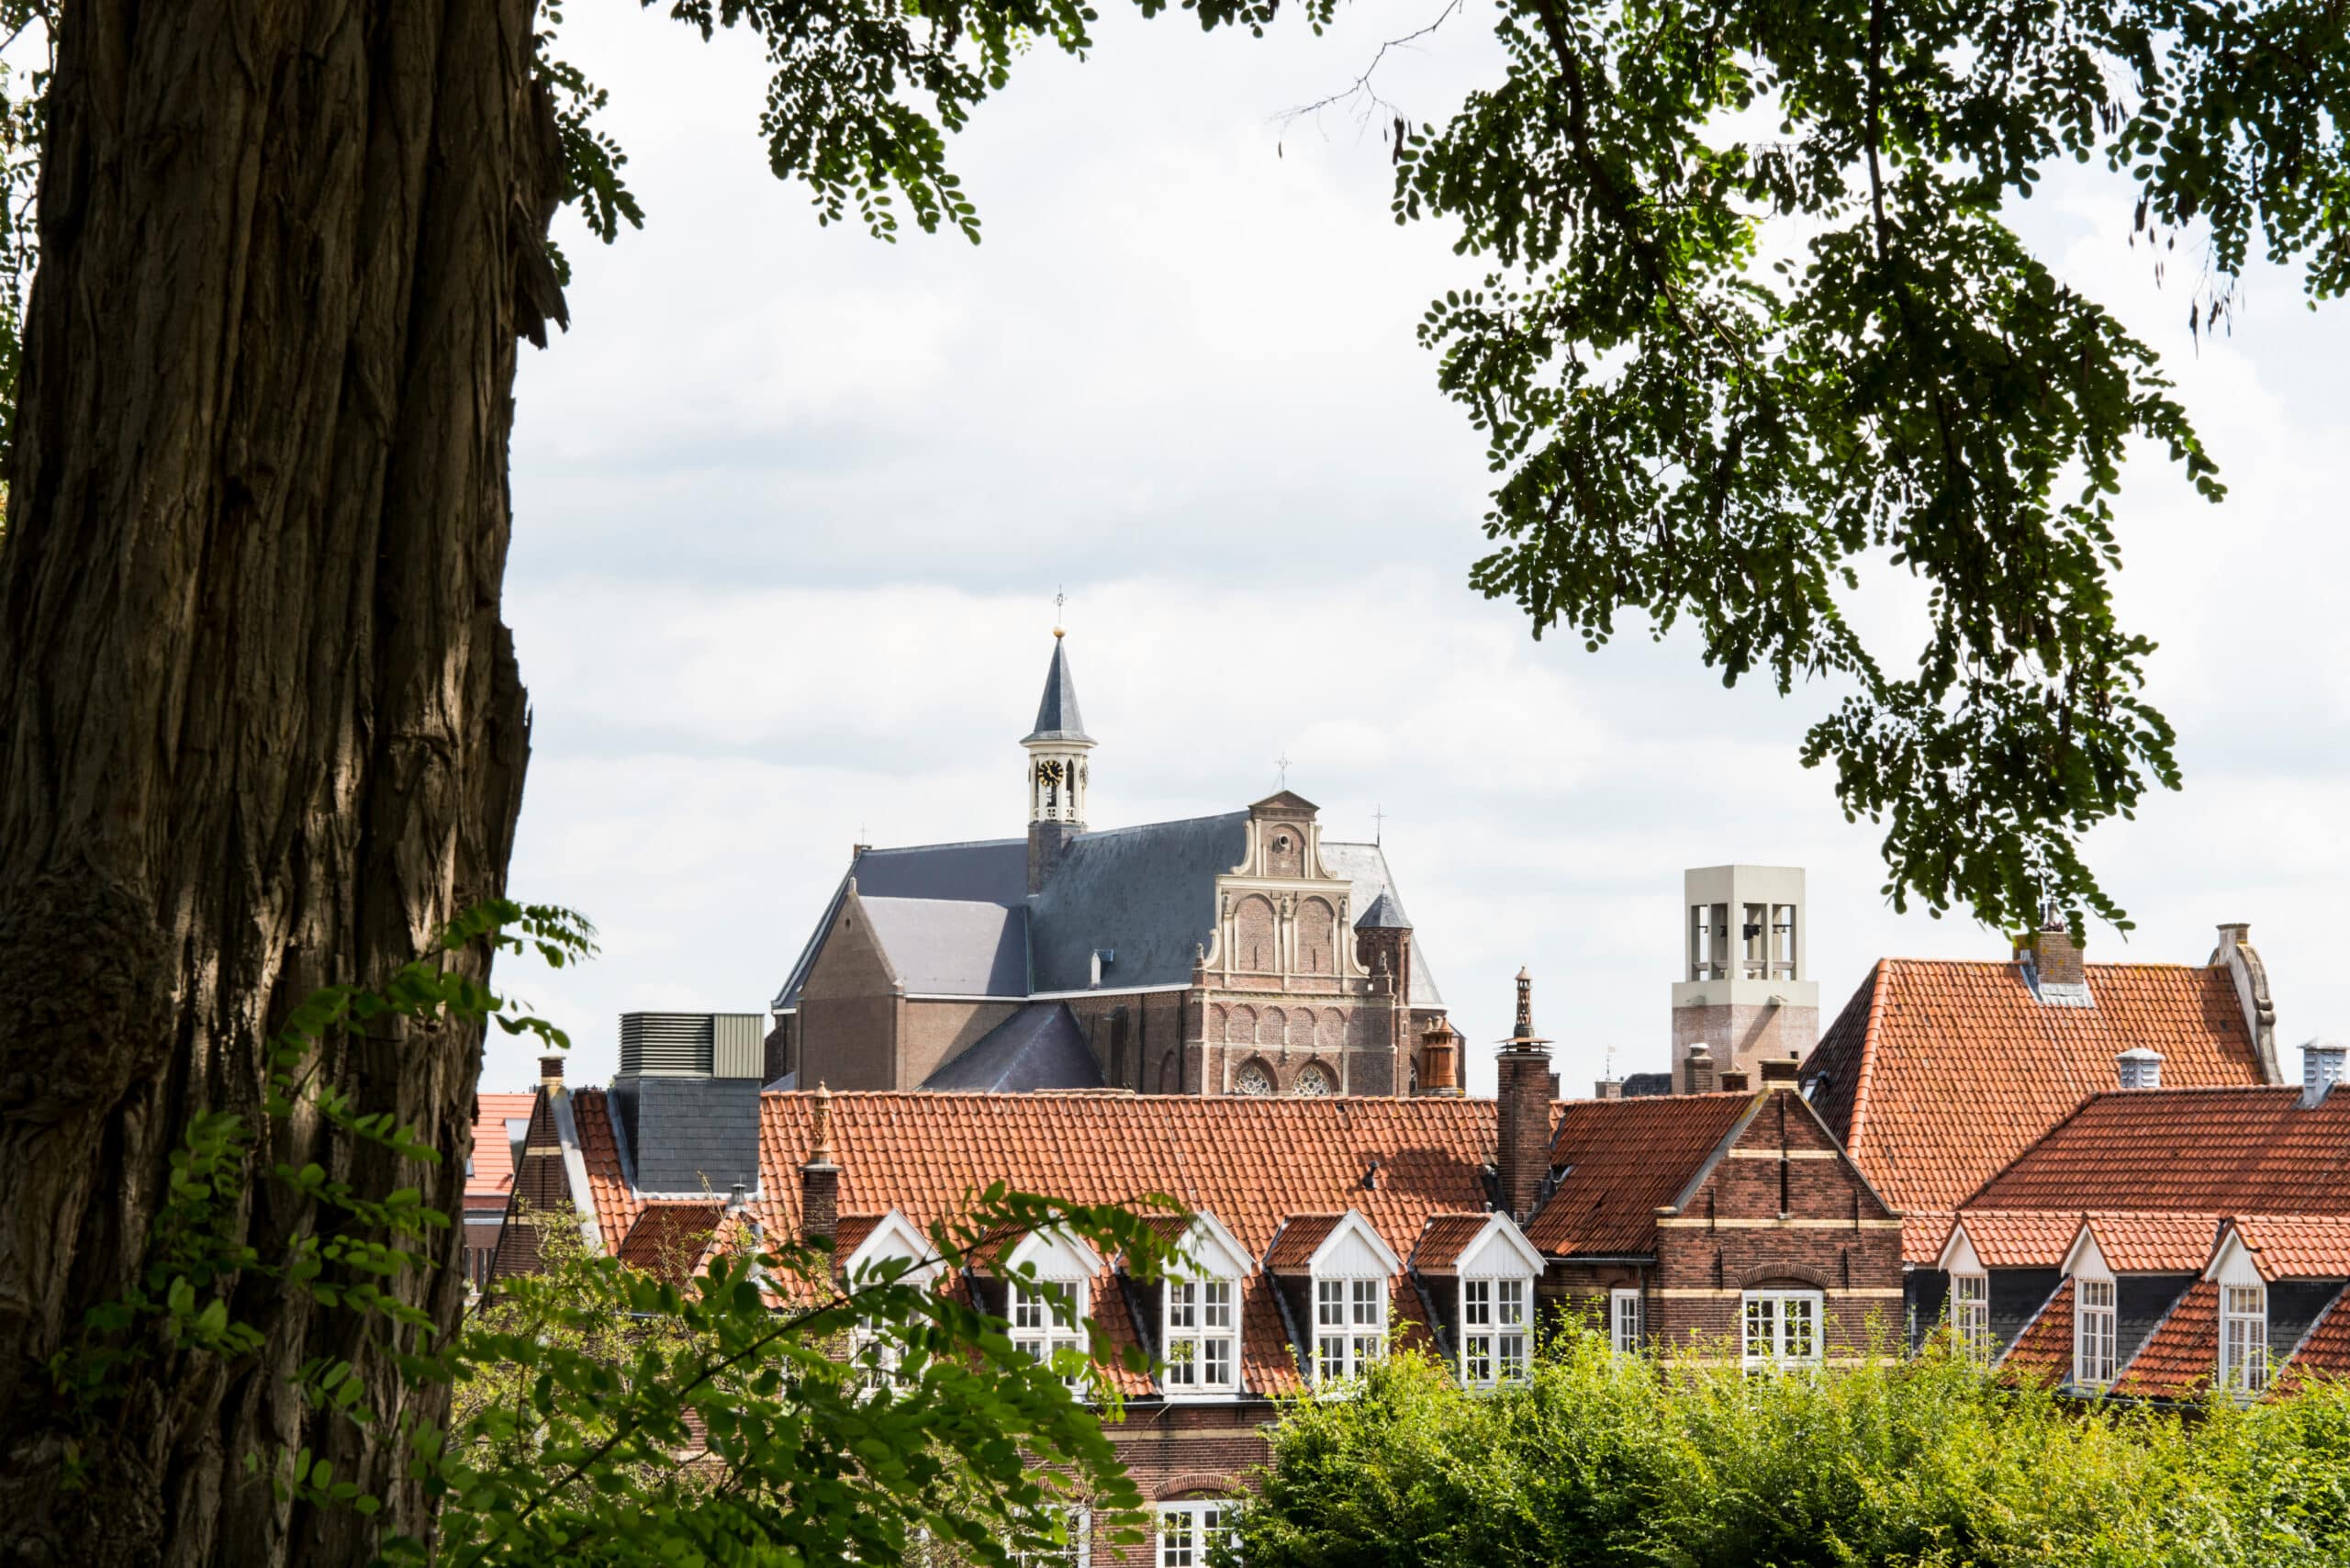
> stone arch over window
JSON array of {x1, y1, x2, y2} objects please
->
[
  {"x1": 1737, "y1": 1264, "x2": 1833, "y2": 1291},
  {"x1": 1318, "y1": 1010, "x2": 1347, "y2": 1051},
  {"x1": 1224, "y1": 1004, "x2": 1254, "y2": 1045},
  {"x1": 1233, "y1": 1058, "x2": 1276, "y2": 1096},
  {"x1": 1265, "y1": 824, "x2": 1305, "y2": 878},
  {"x1": 1155, "y1": 1474, "x2": 1247, "y2": 1502},
  {"x1": 1258, "y1": 1006, "x2": 1287, "y2": 1047},
  {"x1": 1296, "y1": 896, "x2": 1336, "y2": 974},
  {"x1": 1292, "y1": 1061, "x2": 1336, "y2": 1096},
  {"x1": 1234, "y1": 895, "x2": 1277, "y2": 972},
  {"x1": 1289, "y1": 1008, "x2": 1316, "y2": 1049}
]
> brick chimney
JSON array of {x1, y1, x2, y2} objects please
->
[
  {"x1": 539, "y1": 1054, "x2": 565, "y2": 1087},
  {"x1": 1683, "y1": 1042, "x2": 1716, "y2": 1095},
  {"x1": 1718, "y1": 1068, "x2": 1751, "y2": 1092},
  {"x1": 2032, "y1": 914, "x2": 2086, "y2": 989},
  {"x1": 1758, "y1": 1055, "x2": 1801, "y2": 1091},
  {"x1": 1494, "y1": 969, "x2": 1555, "y2": 1223},
  {"x1": 1418, "y1": 1019, "x2": 1460, "y2": 1096},
  {"x1": 800, "y1": 1082, "x2": 841, "y2": 1245}
]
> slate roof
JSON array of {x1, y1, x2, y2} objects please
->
[
  {"x1": 1524, "y1": 1092, "x2": 1755, "y2": 1257},
  {"x1": 772, "y1": 839, "x2": 1026, "y2": 1008},
  {"x1": 1318, "y1": 840, "x2": 1444, "y2": 1008},
  {"x1": 919, "y1": 1002, "x2": 1106, "y2": 1092},
  {"x1": 1023, "y1": 636, "x2": 1091, "y2": 744},
  {"x1": 1965, "y1": 1087, "x2": 2350, "y2": 1215},
  {"x1": 1027, "y1": 813, "x2": 1248, "y2": 991},
  {"x1": 1803, "y1": 959, "x2": 2269, "y2": 1260},
  {"x1": 859, "y1": 896, "x2": 1030, "y2": 995},
  {"x1": 1355, "y1": 890, "x2": 1412, "y2": 931}
]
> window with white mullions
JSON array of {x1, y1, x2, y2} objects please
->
[
  {"x1": 2074, "y1": 1279, "x2": 2117, "y2": 1387},
  {"x1": 852, "y1": 1312, "x2": 906, "y2": 1392},
  {"x1": 1314, "y1": 1276, "x2": 1386, "y2": 1382},
  {"x1": 1740, "y1": 1289, "x2": 1822, "y2": 1369},
  {"x1": 1009, "y1": 1505, "x2": 1091, "y2": 1567},
  {"x1": 1158, "y1": 1499, "x2": 1238, "y2": 1567},
  {"x1": 1163, "y1": 1277, "x2": 1237, "y2": 1392},
  {"x1": 2220, "y1": 1283, "x2": 2268, "y2": 1394},
  {"x1": 1460, "y1": 1277, "x2": 1529, "y2": 1387},
  {"x1": 1012, "y1": 1278, "x2": 1088, "y2": 1391},
  {"x1": 1952, "y1": 1272, "x2": 1990, "y2": 1361},
  {"x1": 1610, "y1": 1288, "x2": 1643, "y2": 1356}
]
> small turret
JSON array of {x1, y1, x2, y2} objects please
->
[{"x1": 1024, "y1": 625, "x2": 1095, "y2": 892}]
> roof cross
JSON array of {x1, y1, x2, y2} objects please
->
[
  {"x1": 1275, "y1": 750, "x2": 1292, "y2": 789},
  {"x1": 1372, "y1": 802, "x2": 1387, "y2": 846}
]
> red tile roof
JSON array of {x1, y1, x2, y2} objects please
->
[
  {"x1": 2081, "y1": 1212, "x2": 2225, "y2": 1273},
  {"x1": 1262, "y1": 1215, "x2": 1348, "y2": 1273},
  {"x1": 573, "y1": 1088, "x2": 645, "y2": 1243},
  {"x1": 2280, "y1": 1292, "x2": 2350, "y2": 1389},
  {"x1": 2228, "y1": 1215, "x2": 2350, "y2": 1282},
  {"x1": 1999, "y1": 1277, "x2": 2075, "y2": 1385},
  {"x1": 617, "y1": 1203, "x2": 725, "y2": 1282},
  {"x1": 466, "y1": 1092, "x2": 537, "y2": 1206},
  {"x1": 1944, "y1": 1210, "x2": 2087, "y2": 1269},
  {"x1": 1966, "y1": 1087, "x2": 2350, "y2": 1215},
  {"x1": 2115, "y1": 1280, "x2": 2221, "y2": 1398},
  {"x1": 1410, "y1": 1214, "x2": 1494, "y2": 1271},
  {"x1": 1525, "y1": 1092, "x2": 1753, "y2": 1256},
  {"x1": 1804, "y1": 959, "x2": 2268, "y2": 1260}
]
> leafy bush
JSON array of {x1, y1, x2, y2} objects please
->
[{"x1": 1237, "y1": 1325, "x2": 2350, "y2": 1568}]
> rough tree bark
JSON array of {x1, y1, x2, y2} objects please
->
[{"x1": 0, "y1": 2, "x2": 563, "y2": 1562}]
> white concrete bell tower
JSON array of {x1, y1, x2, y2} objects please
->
[{"x1": 1024, "y1": 625, "x2": 1094, "y2": 892}]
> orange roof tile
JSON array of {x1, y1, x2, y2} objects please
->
[
  {"x1": 2221, "y1": 1215, "x2": 2350, "y2": 1282},
  {"x1": 1409, "y1": 1214, "x2": 1494, "y2": 1272},
  {"x1": 2279, "y1": 1292, "x2": 2350, "y2": 1389},
  {"x1": 466, "y1": 1092, "x2": 537, "y2": 1205},
  {"x1": 2081, "y1": 1212, "x2": 2225, "y2": 1274},
  {"x1": 1946, "y1": 1210, "x2": 2087, "y2": 1269},
  {"x1": 617, "y1": 1203, "x2": 725, "y2": 1282},
  {"x1": 1998, "y1": 1277, "x2": 2075, "y2": 1385},
  {"x1": 1263, "y1": 1215, "x2": 1348, "y2": 1272},
  {"x1": 573, "y1": 1088, "x2": 645, "y2": 1243},
  {"x1": 1967, "y1": 1088, "x2": 2350, "y2": 1215},
  {"x1": 1803, "y1": 959, "x2": 2268, "y2": 1260},
  {"x1": 2114, "y1": 1280, "x2": 2221, "y2": 1398},
  {"x1": 1525, "y1": 1092, "x2": 1753, "y2": 1256}
]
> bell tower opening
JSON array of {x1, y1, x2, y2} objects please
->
[{"x1": 1024, "y1": 624, "x2": 1096, "y2": 893}]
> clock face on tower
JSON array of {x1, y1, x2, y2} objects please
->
[{"x1": 1037, "y1": 759, "x2": 1066, "y2": 787}]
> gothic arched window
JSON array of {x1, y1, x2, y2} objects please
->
[
  {"x1": 1235, "y1": 1061, "x2": 1274, "y2": 1096},
  {"x1": 1293, "y1": 1063, "x2": 1335, "y2": 1097}
]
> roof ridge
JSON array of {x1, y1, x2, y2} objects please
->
[
  {"x1": 1068, "y1": 811, "x2": 1249, "y2": 842},
  {"x1": 1847, "y1": 958, "x2": 1891, "y2": 1153},
  {"x1": 859, "y1": 835, "x2": 1024, "y2": 854}
]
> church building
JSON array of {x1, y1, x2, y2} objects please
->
[{"x1": 765, "y1": 631, "x2": 1451, "y2": 1097}]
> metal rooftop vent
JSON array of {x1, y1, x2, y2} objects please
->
[{"x1": 621, "y1": 1013, "x2": 714, "y2": 1077}]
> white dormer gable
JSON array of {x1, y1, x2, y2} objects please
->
[
  {"x1": 1305, "y1": 1210, "x2": 1404, "y2": 1279},
  {"x1": 1936, "y1": 1222, "x2": 1985, "y2": 1277},
  {"x1": 1452, "y1": 1213, "x2": 1545, "y2": 1279},
  {"x1": 2205, "y1": 1227, "x2": 2266, "y2": 1289},
  {"x1": 844, "y1": 1210, "x2": 937, "y2": 1286},
  {"x1": 2062, "y1": 1222, "x2": 2113, "y2": 1282},
  {"x1": 1000, "y1": 1226, "x2": 1106, "y2": 1283},
  {"x1": 1168, "y1": 1212, "x2": 1258, "y2": 1282}
]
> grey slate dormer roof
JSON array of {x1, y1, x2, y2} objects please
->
[
  {"x1": 920, "y1": 1002, "x2": 1105, "y2": 1091},
  {"x1": 1022, "y1": 637, "x2": 1091, "y2": 744},
  {"x1": 1355, "y1": 889, "x2": 1412, "y2": 930}
]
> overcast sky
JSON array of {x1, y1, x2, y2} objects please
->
[{"x1": 487, "y1": 0, "x2": 2350, "y2": 1097}]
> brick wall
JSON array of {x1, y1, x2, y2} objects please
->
[
  {"x1": 900, "y1": 998, "x2": 1024, "y2": 1087},
  {"x1": 796, "y1": 897, "x2": 901, "y2": 1092}
]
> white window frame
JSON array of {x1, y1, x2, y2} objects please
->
[
  {"x1": 2074, "y1": 1279, "x2": 2117, "y2": 1387},
  {"x1": 1314, "y1": 1275, "x2": 1387, "y2": 1383},
  {"x1": 2219, "y1": 1282, "x2": 2267, "y2": 1394},
  {"x1": 1610, "y1": 1287, "x2": 1644, "y2": 1356},
  {"x1": 1740, "y1": 1289, "x2": 1823, "y2": 1370},
  {"x1": 852, "y1": 1312, "x2": 906, "y2": 1392},
  {"x1": 1162, "y1": 1275, "x2": 1239, "y2": 1394},
  {"x1": 1460, "y1": 1275, "x2": 1530, "y2": 1387},
  {"x1": 1952, "y1": 1272, "x2": 1990, "y2": 1361},
  {"x1": 1158, "y1": 1499, "x2": 1237, "y2": 1567},
  {"x1": 1011, "y1": 1277, "x2": 1090, "y2": 1391}
]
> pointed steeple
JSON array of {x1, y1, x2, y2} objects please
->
[{"x1": 1023, "y1": 631, "x2": 1091, "y2": 745}]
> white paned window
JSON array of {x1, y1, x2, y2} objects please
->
[
  {"x1": 1158, "y1": 1500, "x2": 1237, "y2": 1567},
  {"x1": 2075, "y1": 1280, "x2": 2117, "y2": 1386},
  {"x1": 853, "y1": 1313, "x2": 905, "y2": 1392},
  {"x1": 1163, "y1": 1277, "x2": 1238, "y2": 1392},
  {"x1": 1314, "y1": 1275, "x2": 1387, "y2": 1382},
  {"x1": 1011, "y1": 1506, "x2": 1091, "y2": 1567},
  {"x1": 1610, "y1": 1288, "x2": 1644, "y2": 1356},
  {"x1": 1740, "y1": 1290, "x2": 1822, "y2": 1369},
  {"x1": 1460, "y1": 1277, "x2": 1530, "y2": 1387},
  {"x1": 1012, "y1": 1279, "x2": 1088, "y2": 1391},
  {"x1": 2220, "y1": 1283, "x2": 2268, "y2": 1394},
  {"x1": 1952, "y1": 1273, "x2": 1990, "y2": 1361}
]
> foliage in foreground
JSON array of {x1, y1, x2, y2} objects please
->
[{"x1": 1237, "y1": 1328, "x2": 2350, "y2": 1568}]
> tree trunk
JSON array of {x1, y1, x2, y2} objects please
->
[{"x1": 0, "y1": 2, "x2": 562, "y2": 1562}]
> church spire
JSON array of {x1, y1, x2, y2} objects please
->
[
  {"x1": 1023, "y1": 631, "x2": 1091, "y2": 745},
  {"x1": 1022, "y1": 629, "x2": 1096, "y2": 890}
]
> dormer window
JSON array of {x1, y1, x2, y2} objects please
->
[
  {"x1": 1460, "y1": 1276, "x2": 1528, "y2": 1386},
  {"x1": 1952, "y1": 1271, "x2": 1990, "y2": 1361},
  {"x1": 2220, "y1": 1283, "x2": 2268, "y2": 1394},
  {"x1": 1315, "y1": 1276, "x2": 1386, "y2": 1380},
  {"x1": 840, "y1": 1211, "x2": 940, "y2": 1394},
  {"x1": 1163, "y1": 1277, "x2": 1237, "y2": 1391},
  {"x1": 1012, "y1": 1278, "x2": 1088, "y2": 1386},
  {"x1": 2074, "y1": 1279, "x2": 2117, "y2": 1386}
]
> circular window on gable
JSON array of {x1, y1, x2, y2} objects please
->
[
  {"x1": 1235, "y1": 1062, "x2": 1274, "y2": 1096},
  {"x1": 1293, "y1": 1064, "x2": 1335, "y2": 1097}
]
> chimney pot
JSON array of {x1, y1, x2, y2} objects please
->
[
  {"x1": 1718, "y1": 1068, "x2": 1751, "y2": 1092},
  {"x1": 1759, "y1": 1058, "x2": 1801, "y2": 1090},
  {"x1": 539, "y1": 1055, "x2": 565, "y2": 1086},
  {"x1": 1683, "y1": 1042, "x2": 1716, "y2": 1096},
  {"x1": 1494, "y1": 971, "x2": 1555, "y2": 1222}
]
